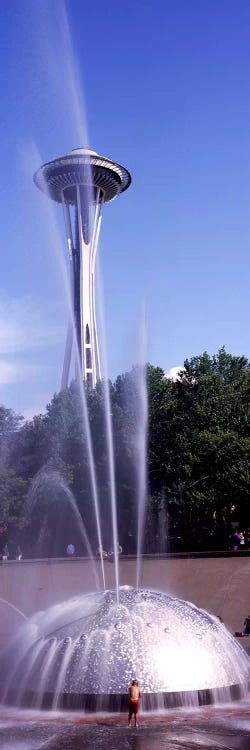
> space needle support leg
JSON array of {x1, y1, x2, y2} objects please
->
[
  {"x1": 61, "y1": 193, "x2": 74, "y2": 390},
  {"x1": 90, "y1": 192, "x2": 103, "y2": 382},
  {"x1": 76, "y1": 184, "x2": 102, "y2": 388}
]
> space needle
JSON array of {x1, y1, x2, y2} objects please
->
[{"x1": 34, "y1": 148, "x2": 131, "y2": 389}]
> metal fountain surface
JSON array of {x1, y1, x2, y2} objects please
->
[{"x1": 1, "y1": 586, "x2": 249, "y2": 710}]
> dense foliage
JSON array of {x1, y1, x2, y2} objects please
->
[{"x1": 0, "y1": 348, "x2": 249, "y2": 556}]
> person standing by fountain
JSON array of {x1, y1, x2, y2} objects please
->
[
  {"x1": 243, "y1": 614, "x2": 250, "y2": 635},
  {"x1": 66, "y1": 543, "x2": 75, "y2": 556},
  {"x1": 2, "y1": 544, "x2": 9, "y2": 561},
  {"x1": 232, "y1": 530, "x2": 243, "y2": 551},
  {"x1": 128, "y1": 679, "x2": 141, "y2": 727}
]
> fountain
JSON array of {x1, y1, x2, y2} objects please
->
[{"x1": 1, "y1": 586, "x2": 249, "y2": 711}]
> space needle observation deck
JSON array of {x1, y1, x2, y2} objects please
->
[{"x1": 34, "y1": 148, "x2": 131, "y2": 389}]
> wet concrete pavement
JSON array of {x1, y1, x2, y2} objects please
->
[{"x1": 1, "y1": 703, "x2": 250, "y2": 749}]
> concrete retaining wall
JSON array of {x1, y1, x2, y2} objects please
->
[{"x1": 0, "y1": 555, "x2": 249, "y2": 648}]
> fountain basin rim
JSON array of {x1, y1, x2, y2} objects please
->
[{"x1": 5, "y1": 684, "x2": 247, "y2": 712}]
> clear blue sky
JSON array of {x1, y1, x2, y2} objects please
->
[{"x1": 1, "y1": 0, "x2": 249, "y2": 417}]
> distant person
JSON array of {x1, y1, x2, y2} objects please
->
[
  {"x1": 243, "y1": 615, "x2": 250, "y2": 636},
  {"x1": 107, "y1": 543, "x2": 123, "y2": 559},
  {"x1": 15, "y1": 545, "x2": 22, "y2": 561},
  {"x1": 66, "y1": 543, "x2": 75, "y2": 556},
  {"x1": 245, "y1": 530, "x2": 250, "y2": 550},
  {"x1": 96, "y1": 547, "x2": 108, "y2": 558},
  {"x1": 232, "y1": 531, "x2": 242, "y2": 551},
  {"x1": 2, "y1": 544, "x2": 9, "y2": 561},
  {"x1": 128, "y1": 679, "x2": 141, "y2": 727}
]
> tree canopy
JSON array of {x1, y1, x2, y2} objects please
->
[{"x1": 0, "y1": 348, "x2": 249, "y2": 556}]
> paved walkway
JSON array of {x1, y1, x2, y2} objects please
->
[{"x1": 1, "y1": 702, "x2": 250, "y2": 749}]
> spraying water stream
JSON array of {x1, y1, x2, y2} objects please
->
[
  {"x1": 31, "y1": 144, "x2": 106, "y2": 589},
  {"x1": 135, "y1": 305, "x2": 148, "y2": 589}
]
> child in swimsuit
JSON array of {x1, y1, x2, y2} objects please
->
[{"x1": 128, "y1": 679, "x2": 141, "y2": 727}]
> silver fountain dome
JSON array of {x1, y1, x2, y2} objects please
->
[{"x1": 1, "y1": 587, "x2": 249, "y2": 711}]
